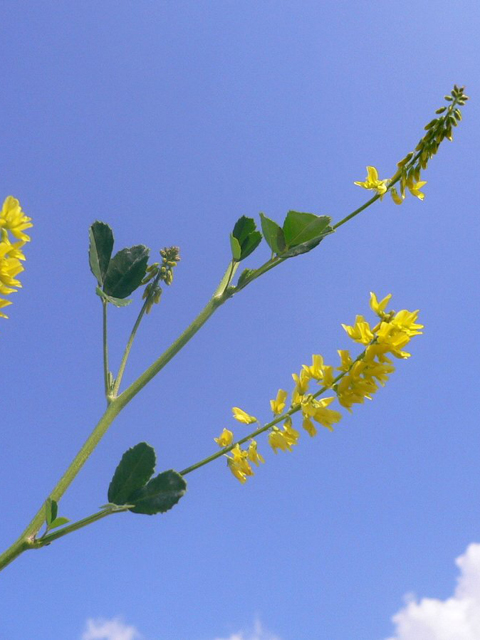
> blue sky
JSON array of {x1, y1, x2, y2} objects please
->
[{"x1": 1, "y1": 2, "x2": 479, "y2": 639}]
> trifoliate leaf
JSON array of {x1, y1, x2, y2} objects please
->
[
  {"x1": 260, "y1": 213, "x2": 286, "y2": 255},
  {"x1": 108, "y1": 443, "x2": 157, "y2": 506},
  {"x1": 129, "y1": 470, "x2": 187, "y2": 515},
  {"x1": 103, "y1": 245, "x2": 150, "y2": 299},
  {"x1": 89, "y1": 222, "x2": 114, "y2": 286}
]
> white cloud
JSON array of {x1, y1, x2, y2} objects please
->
[
  {"x1": 214, "y1": 618, "x2": 281, "y2": 640},
  {"x1": 387, "y1": 543, "x2": 480, "y2": 640},
  {"x1": 82, "y1": 617, "x2": 142, "y2": 640}
]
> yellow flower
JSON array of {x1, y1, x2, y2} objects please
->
[
  {"x1": 283, "y1": 419, "x2": 300, "y2": 447},
  {"x1": 270, "y1": 389, "x2": 288, "y2": 415},
  {"x1": 226, "y1": 444, "x2": 254, "y2": 483},
  {"x1": 321, "y1": 365, "x2": 335, "y2": 388},
  {"x1": 342, "y1": 315, "x2": 374, "y2": 345},
  {"x1": 312, "y1": 398, "x2": 342, "y2": 431},
  {"x1": 369, "y1": 292, "x2": 392, "y2": 318},
  {"x1": 232, "y1": 407, "x2": 257, "y2": 424},
  {"x1": 302, "y1": 356, "x2": 335, "y2": 388},
  {"x1": 337, "y1": 349, "x2": 353, "y2": 372},
  {"x1": 247, "y1": 440, "x2": 265, "y2": 466},
  {"x1": 292, "y1": 369, "x2": 311, "y2": 404},
  {"x1": 214, "y1": 428, "x2": 234, "y2": 448},
  {"x1": 301, "y1": 396, "x2": 341, "y2": 431},
  {"x1": 336, "y1": 372, "x2": 377, "y2": 411},
  {"x1": 406, "y1": 177, "x2": 427, "y2": 200},
  {"x1": 268, "y1": 426, "x2": 293, "y2": 453},
  {"x1": 374, "y1": 322, "x2": 413, "y2": 359},
  {"x1": 302, "y1": 354, "x2": 325, "y2": 380},
  {"x1": 354, "y1": 166, "x2": 389, "y2": 196},
  {"x1": 302, "y1": 417, "x2": 317, "y2": 437},
  {"x1": 0, "y1": 229, "x2": 26, "y2": 261},
  {"x1": 364, "y1": 359, "x2": 395, "y2": 386},
  {"x1": 0, "y1": 197, "x2": 32, "y2": 319},
  {"x1": 0, "y1": 256, "x2": 24, "y2": 295},
  {"x1": 391, "y1": 309, "x2": 423, "y2": 337},
  {"x1": 390, "y1": 187, "x2": 404, "y2": 205},
  {"x1": 0, "y1": 196, "x2": 32, "y2": 242},
  {"x1": 0, "y1": 298, "x2": 12, "y2": 319}
]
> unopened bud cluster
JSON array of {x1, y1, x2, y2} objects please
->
[
  {"x1": 142, "y1": 246, "x2": 180, "y2": 313},
  {"x1": 214, "y1": 293, "x2": 423, "y2": 483},
  {"x1": 354, "y1": 85, "x2": 468, "y2": 206}
]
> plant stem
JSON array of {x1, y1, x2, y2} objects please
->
[
  {"x1": 102, "y1": 299, "x2": 110, "y2": 398},
  {"x1": 117, "y1": 296, "x2": 223, "y2": 408},
  {"x1": 36, "y1": 506, "x2": 130, "y2": 547},
  {"x1": 213, "y1": 260, "x2": 239, "y2": 297},
  {"x1": 112, "y1": 278, "x2": 159, "y2": 397},
  {"x1": 0, "y1": 539, "x2": 34, "y2": 571},
  {"x1": 0, "y1": 398, "x2": 124, "y2": 572}
]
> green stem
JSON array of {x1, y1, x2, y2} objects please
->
[
  {"x1": 0, "y1": 539, "x2": 34, "y2": 571},
  {"x1": 117, "y1": 297, "x2": 223, "y2": 408},
  {"x1": 0, "y1": 399, "x2": 124, "y2": 572},
  {"x1": 112, "y1": 280, "x2": 159, "y2": 397},
  {"x1": 232, "y1": 256, "x2": 287, "y2": 294},
  {"x1": 36, "y1": 506, "x2": 130, "y2": 547},
  {"x1": 333, "y1": 193, "x2": 382, "y2": 231},
  {"x1": 102, "y1": 300, "x2": 110, "y2": 398},
  {"x1": 213, "y1": 260, "x2": 239, "y2": 298}
]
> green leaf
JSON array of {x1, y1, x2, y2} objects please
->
[
  {"x1": 283, "y1": 211, "x2": 332, "y2": 248},
  {"x1": 280, "y1": 211, "x2": 333, "y2": 257},
  {"x1": 103, "y1": 245, "x2": 150, "y2": 299},
  {"x1": 89, "y1": 222, "x2": 114, "y2": 286},
  {"x1": 231, "y1": 216, "x2": 262, "y2": 261},
  {"x1": 260, "y1": 213, "x2": 286, "y2": 255},
  {"x1": 44, "y1": 498, "x2": 58, "y2": 526},
  {"x1": 230, "y1": 234, "x2": 242, "y2": 261},
  {"x1": 108, "y1": 443, "x2": 157, "y2": 506},
  {"x1": 96, "y1": 287, "x2": 133, "y2": 307},
  {"x1": 129, "y1": 470, "x2": 187, "y2": 515},
  {"x1": 48, "y1": 517, "x2": 70, "y2": 530}
]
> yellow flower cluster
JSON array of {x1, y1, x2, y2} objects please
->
[
  {"x1": 354, "y1": 165, "x2": 426, "y2": 205},
  {"x1": 214, "y1": 293, "x2": 423, "y2": 483},
  {"x1": 0, "y1": 197, "x2": 32, "y2": 319},
  {"x1": 353, "y1": 87, "x2": 469, "y2": 208}
]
